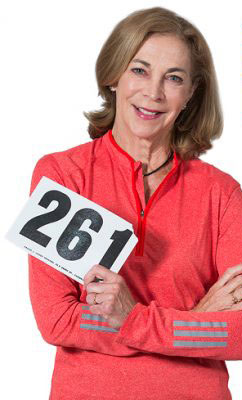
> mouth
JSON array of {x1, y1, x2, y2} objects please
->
[
  {"x1": 134, "y1": 105, "x2": 162, "y2": 114},
  {"x1": 133, "y1": 105, "x2": 164, "y2": 119},
  {"x1": 133, "y1": 105, "x2": 164, "y2": 114}
]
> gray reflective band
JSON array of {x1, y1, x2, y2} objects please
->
[
  {"x1": 82, "y1": 306, "x2": 90, "y2": 310},
  {"x1": 80, "y1": 323, "x2": 118, "y2": 333},
  {"x1": 82, "y1": 313, "x2": 107, "y2": 322},
  {"x1": 174, "y1": 330, "x2": 228, "y2": 337},
  {"x1": 174, "y1": 340, "x2": 227, "y2": 347},
  {"x1": 173, "y1": 321, "x2": 227, "y2": 327}
]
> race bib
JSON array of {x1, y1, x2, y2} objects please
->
[{"x1": 6, "y1": 177, "x2": 138, "y2": 283}]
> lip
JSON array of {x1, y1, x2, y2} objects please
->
[
  {"x1": 133, "y1": 105, "x2": 164, "y2": 120},
  {"x1": 135, "y1": 105, "x2": 163, "y2": 113}
]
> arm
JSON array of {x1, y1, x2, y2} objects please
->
[
  {"x1": 115, "y1": 185, "x2": 242, "y2": 360},
  {"x1": 28, "y1": 155, "x2": 140, "y2": 356}
]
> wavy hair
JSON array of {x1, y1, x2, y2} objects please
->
[{"x1": 83, "y1": 6, "x2": 223, "y2": 160}]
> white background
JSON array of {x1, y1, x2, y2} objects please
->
[{"x1": 1, "y1": 0, "x2": 242, "y2": 399}]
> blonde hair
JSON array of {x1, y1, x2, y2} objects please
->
[{"x1": 83, "y1": 6, "x2": 223, "y2": 160}]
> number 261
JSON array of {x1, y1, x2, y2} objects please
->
[{"x1": 20, "y1": 190, "x2": 132, "y2": 269}]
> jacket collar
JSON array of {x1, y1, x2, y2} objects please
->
[{"x1": 103, "y1": 128, "x2": 182, "y2": 172}]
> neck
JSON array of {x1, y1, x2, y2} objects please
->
[{"x1": 112, "y1": 127, "x2": 173, "y2": 175}]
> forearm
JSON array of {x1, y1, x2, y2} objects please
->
[
  {"x1": 115, "y1": 300, "x2": 242, "y2": 360},
  {"x1": 29, "y1": 255, "x2": 139, "y2": 356}
]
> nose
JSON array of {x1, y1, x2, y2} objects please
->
[{"x1": 143, "y1": 79, "x2": 165, "y2": 102}]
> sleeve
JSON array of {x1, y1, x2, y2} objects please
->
[
  {"x1": 115, "y1": 185, "x2": 242, "y2": 360},
  {"x1": 28, "y1": 155, "x2": 140, "y2": 357}
]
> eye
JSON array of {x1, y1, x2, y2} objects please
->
[
  {"x1": 167, "y1": 75, "x2": 183, "y2": 83},
  {"x1": 131, "y1": 67, "x2": 146, "y2": 75}
]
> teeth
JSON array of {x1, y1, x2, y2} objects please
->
[{"x1": 138, "y1": 107, "x2": 158, "y2": 115}]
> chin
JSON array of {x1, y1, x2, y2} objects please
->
[{"x1": 129, "y1": 125, "x2": 163, "y2": 139}]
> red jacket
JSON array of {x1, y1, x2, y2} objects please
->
[{"x1": 29, "y1": 129, "x2": 242, "y2": 399}]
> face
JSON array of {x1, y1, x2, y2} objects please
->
[{"x1": 112, "y1": 33, "x2": 196, "y2": 141}]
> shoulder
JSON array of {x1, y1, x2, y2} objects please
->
[
  {"x1": 33, "y1": 136, "x2": 103, "y2": 177},
  {"x1": 30, "y1": 136, "x2": 104, "y2": 193},
  {"x1": 40, "y1": 137, "x2": 102, "y2": 172},
  {"x1": 184, "y1": 157, "x2": 241, "y2": 196},
  {"x1": 183, "y1": 158, "x2": 242, "y2": 207}
]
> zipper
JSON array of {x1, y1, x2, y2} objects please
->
[
  {"x1": 135, "y1": 209, "x2": 145, "y2": 256},
  {"x1": 133, "y1": 154, "x2": 180, "y2": 257},
  {"x1": 107, "y1": 129, "x2": 179, "y2": 257}
]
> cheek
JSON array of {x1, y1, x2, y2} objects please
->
[
  {"x1": 123, "y1": 82, "x2": 138, "y2": 99},
  {"x1": 117, "y1": 83, "x2": 134, "y2": 104},
  {"x1": 166, "y1": 88, "x2": 187, "y2": 107},
  {"x1": 121, "y1": 73, "x2": 141, "y2": 96}
]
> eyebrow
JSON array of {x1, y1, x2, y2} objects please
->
[{"x1": 132, "y1": 58, "x2": 187, "y2": 75}]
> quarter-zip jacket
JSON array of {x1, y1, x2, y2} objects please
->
[{"x1": 29, "y1": 129, "x2": 242, "y2": 400}]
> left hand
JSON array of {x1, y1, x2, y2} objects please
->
[
  {"x1": 84, "y1": 264, "x2": 138, "y2": 329},
  {"x1": 192, "y1": 263, "x2": 242, "y2": 312}
]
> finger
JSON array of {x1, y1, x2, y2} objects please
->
[
  {"x1": 231, "y1": 287, "x2": 242, "y2": 303},
  {"x1": 89, "y1": 303, "x2": 110, "y2": 320},
  {"x1": 84, "y1": 264, "x2": 120, "y2": 287},
  {"x1": 214, "y1": 263, "x2": 242, "y2": 289},
  {"x1": 223, "y1": 275, "x2": 242, "y2": 294},
  {"x1": 234, "y1": 287, "x2": 242, "y2": 299},
  {"x1": 223, "y1": 288, "x2": 242, "y2": 311},
  {"x1": 84, "y1": 264, "x2": 108, "y2": 287},
  {"x1": 86, "y1": 292, "x2": 115, "y2": 305},
  {"x1": 86, "y1": 282, "x2": 119, "y2": 294},
  {"x1": 88, "y1": 303, "x2": 104, "y2": 314},
  {"x1": 230, "y1": 301, "x2": 242, "y2": 311},
  {"x1": 90, "y1": 306, "x2": 105, "y2": 316}
]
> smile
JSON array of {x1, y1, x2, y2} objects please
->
[{"x1": 133, "y1": 105, "x2": 164, "y2": 120}]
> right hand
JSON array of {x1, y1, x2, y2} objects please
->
[{"x1": 192, "y1": 264, "x2": 242, "y2": 312}]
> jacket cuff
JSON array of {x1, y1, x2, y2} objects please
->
[{"x1": 115, "y1": 302, "x2": 147, "y2": 345}]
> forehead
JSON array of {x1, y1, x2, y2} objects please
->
[{"x1": 133, "y1": 33, "x2": 192, "y2": 70}]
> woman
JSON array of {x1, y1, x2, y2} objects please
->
[{"x1": 29, "y1": 6, "x2": 242, "y2": 399}]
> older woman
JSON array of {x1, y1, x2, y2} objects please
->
[{"x1": 29, "y1": 6, "x2": 242, "y2": 400}]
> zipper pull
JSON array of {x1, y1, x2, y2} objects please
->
[{"x1": 140, "y1": 209, "x2": 144, "y2": 217}]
